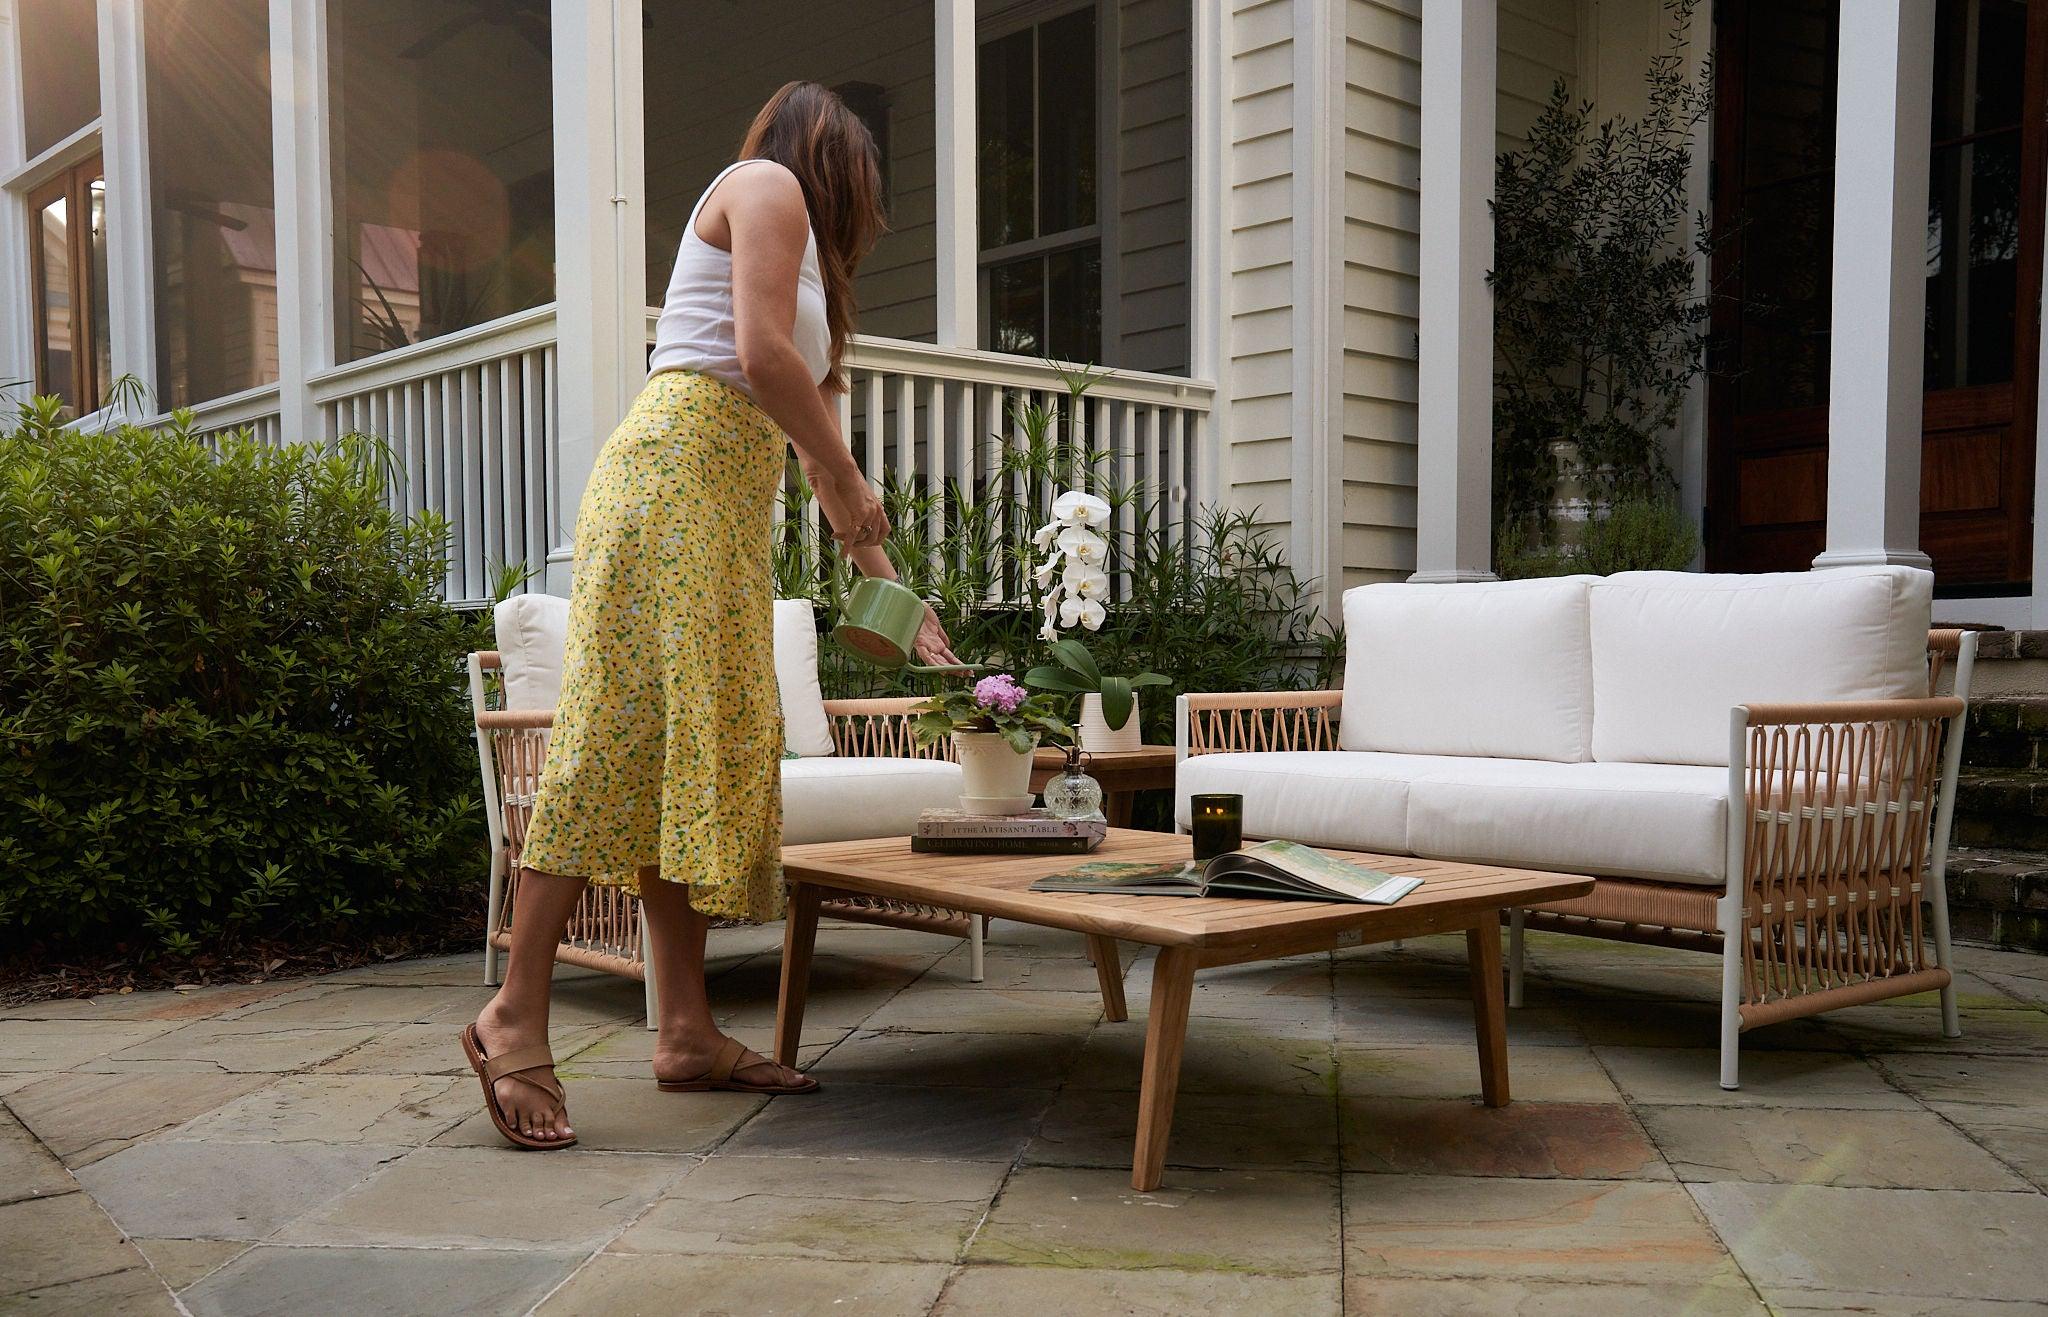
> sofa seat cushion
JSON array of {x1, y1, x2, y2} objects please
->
[
  {"x1": 781, "y1": 757, "x2": 964, "y2": 846},
  {"x1": 1405, "y1": 759, "x2": 1729, "y2": 887},
  {"x1": 1339, "y1": 577, "x2": 1595, "y2": 762},
  {"x1": 1590, "y1": 566, "x2": 1934, "y2": 766},
  {"x1": 1175, "y1": 751, "x2": 1477, "y2": 856}
]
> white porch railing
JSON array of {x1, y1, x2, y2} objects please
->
[
  {"x1": 309, "y1": 306, "x2": 559, "y2": 607},
  {"x1": 151, "y1": 304, "x2": 1214, "y2": 608}
]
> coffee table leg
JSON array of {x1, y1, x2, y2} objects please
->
[
  {"x1": 775, "y1": 882, "x2": 822, "y2": 1068},
  {"x1": 1466, "y1": 920, "x2": 1510, "y2": 1107},
  {"x1": 1087, "y1": 935, "x2": 1127, "y2": 1023},
  {"x1": 1132, "y1": 946, "x2": 1197, "y2": 1192}
]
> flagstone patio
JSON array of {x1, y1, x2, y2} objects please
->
[{"x1": 3, "y1": 922, "x2": 2046, "y2": 1315}]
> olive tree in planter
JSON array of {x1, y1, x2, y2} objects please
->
[{"x1": 1491, "y1": 0, "x2": 1713, "y2": 566}]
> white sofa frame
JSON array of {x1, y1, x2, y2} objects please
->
[
  {"x1": 1175, "y1": 629, "x2": 1979, "y2": 1088},
  {"x1": 467, "y1": 650, "x2": 985, "y2": 1024}
]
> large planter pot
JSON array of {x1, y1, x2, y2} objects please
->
[
  {"x1": 1078, "y1": 692, "x2": 1142, "y2": 753},
  {"x1": 952, "y1": 729, "x2": 1039, "y2": 815}
]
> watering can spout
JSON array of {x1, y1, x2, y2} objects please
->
[{"x1": 832, "y1": 576, "x2": 985, "y2": 675}]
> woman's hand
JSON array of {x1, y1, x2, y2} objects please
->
[
  {"x1": 813, "y1": 469, "x2": 889, "y2": 548},
  {"x1": 913, "y1": 604, "x2": 962, "y2": 668}
]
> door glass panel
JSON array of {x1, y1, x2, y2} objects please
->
[
  {"x1": 979, "y1": 28, "x2": 1036, "y2": 249},
  {"x1": 36, "y1": 192, "x2": 76, "y2": 413},
  {"x1": 1046, "y1": 244, "x2": 1101, "y2": 364},
  {"x1": 1036, "y1": 8, "x2": 1096, "y2": 235},
  {"x1": 146, "y1": 0, "x2": 277, "y2": 407},
  {"x1": 331, "y1": 0, "x2": 555, "y2": 362},
  {"x1": 988, "y1": 257, "x2": 1043, "y2": 356},
  {"x1": 89, "y1": 173, "x2": 112, "y2": 406},
  {"x1": 20, "y1": 0, "x2": 101, "y2": 158}
]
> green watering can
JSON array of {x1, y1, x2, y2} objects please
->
[{"x1": 833, "y1": 576, "x2": 984, "y2": 674}]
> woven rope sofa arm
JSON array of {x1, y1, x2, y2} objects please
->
[
  {"x1": 1181, "y1": 690, "x2": 1343, "y2": 757},
  {"x1": 822, "y1": 697, "x2": 953, "y2": 760},
  {"x1": 1730, "y1": 695, "x2": 1965, "y2": 1019}
]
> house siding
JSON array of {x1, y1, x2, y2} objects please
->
[{"x1": 1115, "y1": 0, "x2": 1194, "y2": 375}]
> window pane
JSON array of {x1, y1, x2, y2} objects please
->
[
  {"x1": 643, "y1": 3, "x2": 938, "y2": 342},
  {"x1": 35, "y1": 191, "x2": 76, "y2": 412},
  {"x1": 20, "y1": 0, "x2": 100, "y2": 158},
  {"x1": 89, "y1": 172, "x2": 111, "y2": 405},
  {"x1": 988, "y1": 257, "x2": 1043, "y2": 357},
  {"x1": 1925, "y1": 131, "x2": 2023, "y2": 391},
  {"x1": 147, "y1": 0, "x2": 278, "y2": 407},
  {"x1": 979, "y1": 28, "x2": 1036, "y2": 248},
  {"x1": 1046, "y1": 244, "x2": 1101, "y2": 364},
  {"x1": 331, "y1": 0, "x2": 554, "y2": 362},
  {"x1": 1036, "y1": 8, "x2": 1095, "y2": 235},
  {"x1": 1735, "y1": 176, "x2": 1833, "y2": 412}
]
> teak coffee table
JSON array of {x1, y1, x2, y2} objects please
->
[{"x1": 775, "y1": 829, "x2": 1595, "y2": 1190}]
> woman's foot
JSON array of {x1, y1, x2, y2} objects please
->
[
  {"x1": 472, "y1": 1002, "x2": 575, "y2": 1142},
  {"x1": 654, "y1": 1032, "x2": 815, "y2": 1093}
]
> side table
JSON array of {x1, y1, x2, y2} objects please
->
[{"x1": 1029, "y1": 745, "x2": 1177, "y2": 827}]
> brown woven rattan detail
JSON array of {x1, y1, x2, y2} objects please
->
[
  {"x1": 1185, "y1": 690, "x2": 1343, "y2": 757},
  {"x1": 822, "y1": 697, "x2": 956, "y2": 761}
]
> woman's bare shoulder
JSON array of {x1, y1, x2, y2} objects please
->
[{"x1": 698, "y1": 159, "x2": 807, "y2": 251}]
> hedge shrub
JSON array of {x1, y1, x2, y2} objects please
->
[{"x1": 0, "y1": 400, "x2": 486, "y2": 958}]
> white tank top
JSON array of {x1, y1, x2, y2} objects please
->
[{"x1": 649, "y1": 159, "x2": 832, "y2": 395}]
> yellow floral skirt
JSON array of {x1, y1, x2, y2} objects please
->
[{"x1": 520, "y1": 369, "x2": 786, "y2": 920}]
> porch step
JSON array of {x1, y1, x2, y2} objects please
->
[
  {"x1": 1955, "y1": 696, "x2": 2048, "y2": 849},
  {"x1": 1942, "y1": 846, "x2": 2048, "y2": 954}
]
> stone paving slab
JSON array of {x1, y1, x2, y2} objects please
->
[
  {"x1": 1334, "y1": 990, "x2": 1588, "y2": 1048},
  {"x1": 1341, "y1": 1174, "x2": 1743, "y2": 1286},
  {"x1": 1689, "y1": 1182, "x2": 2048, "y2": 1303},
  {"x1": 5, "y1": 1070, "x2": 271, "y2": 1166},
  {"x1": 1640, "y1": 1106, "x2": 2030, "y2": 1190},
  {"x1": 1928, "y1": 1103, "x2": 2048, "y2": 1191},
  {"x1": 219, "y1": 984, "x2": 496, "y2": 1026},
  {"x1": 130, "y1": 1238, "x2": 250, "y2": 1291},
  {"x1": 927, "y1": 945, "x2": 1124, "y2": 992},
  {"x1": 1029, "y1": 1088, "x2": 1341, "y2": 1172},
  {"x1": 1064, "y1": 1022, "x2": 1335, "y2": 1096},
  {"x1": 312, "y1": 1020, "x2": 613, "y2": 1077},
  {"x1": 74, "y1": 1139, "x2": 405, "y2": 1240},
  {"x1": 0, "y1": 981, "x2": 305, "y2": 1023},
  {"x1": 433, "y1": 1076, "x2": 764, "y2": 1153},
  {"x1": 1341, "y1": 1098, "x2": 1670, "y2": 1180},
  {"x1": 854, "y1": 987, "x2": 1106, "y2": 1035},
  {"x1": 1338, "y1": 1041, "x2": 1622, "y2": 1103},
  {"x1": 722, "y1": 1082, "x2": 1055, "y2": 1161},
  {"x1": 611, "y1": 1154, "x2": 1007, "y2": 1263},
  {"x1": 0, "y1": 1020, "x2": 178, "y2": 1071},
  {"x1": 1595, "y1": 1046, "x2": 1920, "y2": 1108},
  {"x1": 540, "y1": 1254, "x2": 953, "y2": 1316},
  {"x1": 1876, "y1": 1051, "x2": 2048, "y2": 1107},
  {"x1": 812, "y1": 1028, "x2": 1085, "y2": 1090},
  {"x1": 1341, "y1": 1274, "x2": 1768, "y2": 1315},
  {"x1": 172, "y1": 1075, "x2": 475, "y2": 1146},
  {"x1": 556, "y1": 1023, "x2": 844, "y2": 1081},
  {"x1": 277, "y1": 1146, "x2": 684, "y2": 1250},
  {"x1": 936, "y1": 1264, "x2": 1344, "y2": 1314},
  {"x1": 969, "y1": 1165, "x2": 1342, "y2": 1274},
  {"x1": 0, "y1": 1191, "x2": 160, "y2": 1296},
  {"x1": 180, "y1": 1245, "x2": 582, "y2": 1317},
  {"x1": 80, "y1": 1020, "x2": 385, "y2": 1074},
  {"x1": 1, "y1": 1107, "x2": 81, "y2": 1204}
]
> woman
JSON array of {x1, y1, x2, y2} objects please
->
[{"x1": 461, "y1": 82, "x2": 959, "y2": 1149}]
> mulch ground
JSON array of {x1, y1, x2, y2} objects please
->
[{"x1": 0, "y1": 910, "x2": 483, "y2": 1008}]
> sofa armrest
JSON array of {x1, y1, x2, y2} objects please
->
[
  {"x1": 1178, "y1": 690, "x2": 1343, "y2": 759},
  {"x1": 822, "y1": 697, "x2": 953, "y2": 761}
]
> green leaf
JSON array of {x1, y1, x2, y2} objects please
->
[
  {"x1": 1128, "y1": 672, "x2": 1172, "y2": 689},
  {"x1": 1052, "y1": 638, "x2": 1101, "y2": 684},
  {"x1": 1099, "y1": 675, "x2": 1134, "y2": 732},
  {"x1": 1023, "y1": 666, "x2": 1090, "y2": 693}
]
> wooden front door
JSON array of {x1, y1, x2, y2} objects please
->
[{"x1": 1707, "y1": 0, "x2": 2048, "y2": 589}]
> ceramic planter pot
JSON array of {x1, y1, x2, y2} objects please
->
[
  {"x1": 952, "y1": 729, "x2": 1039, "y2": 814},
  {"x1": 1078, "y1": 691, "x2": 1142, "y2": 753}
]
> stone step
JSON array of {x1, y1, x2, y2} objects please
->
[
  {"x1": 1962, "y1": 696, "x2": 2048, "y2": 772},
  {"x1": 1943, "y1": 846, "x2": 2048, "y2": 953},
  {"x1": 1954, "y1": 771, "x2": 2048, "y2": 848}
]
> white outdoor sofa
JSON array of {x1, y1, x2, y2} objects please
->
[
  {"x1": 469, "y1": 594, "x2": 976, "y2": 1021},
  {"x1": 1173, "y1": 567, "x2": 1978, "y2": 1088}
]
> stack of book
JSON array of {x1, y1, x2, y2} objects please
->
[{"x1": 912, "y1": 808, "x2": 1108, "y2": 854}]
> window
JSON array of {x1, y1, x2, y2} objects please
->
[
  {"x1": 146, "y1": 0, "x2": 278, "y2": 408},
  {"x1": 977, "y1": 6, "x2": 1101, "y2": 364},
  {"x1": 29, "y1": 158, "x2": 112, "y2": 417},
  {"x1": 20, "y1": 0, "x2": 100, "y2": 159},
  {"x1": 330, "y1": 0, "x2": 555, "y2": 362}
]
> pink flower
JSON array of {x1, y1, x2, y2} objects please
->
[{"x1": 973, "y1": 673, "x2": 1027, "y2": 715}]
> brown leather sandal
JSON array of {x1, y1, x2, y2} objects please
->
[
  {"x1": 656, "y1": 1036, "x2": 820, "y2": 1096},
  {"x1": 460, "y1": 1023, "x2": 577, "y2": 1150}
]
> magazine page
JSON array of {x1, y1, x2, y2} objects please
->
[
  {"x1": 1211, "y1": 840, "x2": 1398, "y2": 900},
  {"x1": 1029, "y1": 860, "x2": 1203, "y2": 897}
]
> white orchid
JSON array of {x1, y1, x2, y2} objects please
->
[
  {"x1": 1051, "y1": 490, "x2": 1111, "y2": 527},
  {"x1": 1067, "y1": 565, "x2": 1110, "y2": 599},
  {"x1": 1055, "y1": 525, "x2": 1105, "y2": 564},
  {"x1": 1034, "y1": 487, "x2": 1117, "y2": 640}
]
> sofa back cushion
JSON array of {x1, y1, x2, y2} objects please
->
[
  {"x1": 495, "y1": 593, "x2": 569, "y2": 710},
  {"x1": 1339, "y1": 578, "x2": 1595, "y2": 762},
  {"x1": 494, "y1": 593, "x2": 837, "y2": 757},
  {"x1": 775, "y1": 599, "x2": 838, "y2": 757},
  {"x1": 1589, "y1": 566, "x2": 1934, "y2": 766}
]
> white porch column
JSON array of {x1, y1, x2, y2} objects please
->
[
  {"x1": 0, "y1": 5, "x2": 33, "y2": 391},
  {"x1": 95, "y1": 0, "x2": 155, "y2": 416},
  {"x1": 1290, "y1": 0, "x2": 1344, "y2": 605},
  {"x1": 267, "y1": 0, "x2": 332, "y2": 445},
  {"x1": 934, "y1": 0, "x2": 977, "y2": 346},
  {"x1": 547, "y1": 0, "x2": 647, "y2": 595},
  {"x1": 1813, "y1": 0, "x2": 1935, "y2": 572},
  {"x1": 1411, "y1": 0, "x2": 1497, "y2": 583}
]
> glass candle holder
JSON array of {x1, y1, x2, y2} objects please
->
[{"x1": 1190, "y1": 793, "x2": 1243, "y2": 861}]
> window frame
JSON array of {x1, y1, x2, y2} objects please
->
[
  {"x1": 974, "y1": 0, "x2": 1119, "y2": 362},
  {"x1": 24, "y1": 149, "x2": 109, "y2": 416}
]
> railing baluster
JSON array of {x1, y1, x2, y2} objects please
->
[
  {"x1": 499, "y1": 357, "x2": 521, "y2": 583},
  {"x1": 863, "y1": 370, "x2": 884, "y2": 486},
  {"x1": 522, "y1": 350, "x2": 545, "y2": 582},
  {"x1": 896, "y1": 371, "x2": 915, "y2": 490},
  {"x1": 1168, "y1": 407, "x2": 1188, "y2": 556},
  {"x1": 1118, "y1": 400, "x2": 1138, "y2": 603}
]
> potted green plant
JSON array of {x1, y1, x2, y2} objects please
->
[
  {"x1": 1024, "y1": 639, "x2": 1168, "y2": 754},
  {"x1": 1024, "y1": 489, "x2": 1168, "y2": 751},
  {"x1": 912, "y1": 673, "x2": 1075, "y2": 814}
]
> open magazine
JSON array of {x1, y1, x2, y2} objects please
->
[{"x1": 1029, "y1": 839, "x2": 1424, "y2": 905}]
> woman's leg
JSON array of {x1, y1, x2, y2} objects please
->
[
  {"x1": 474, "y1": 867, "x2": 588, "y2": 1140},
  {"x1": 636, "y1": 875, "x2": 806, "y2": 1086}
]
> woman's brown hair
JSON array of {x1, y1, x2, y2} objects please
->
[{"x1": 739, "y1": 81, "x2": 886, "y2": 391}]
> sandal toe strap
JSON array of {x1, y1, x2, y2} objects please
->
[
  {"x1": 483, "y1": 1043, "x2": 558, "y2": 1085},
  {"x1": 708, "y1": 1036, "x2": 748, "y2": 1085}
]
